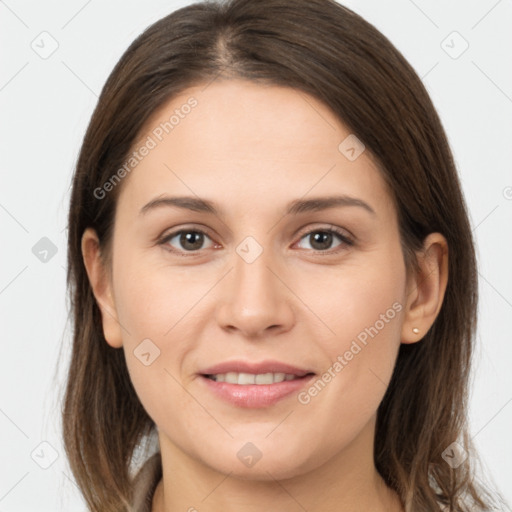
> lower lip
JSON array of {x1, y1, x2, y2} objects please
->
[{"x1": 199, "y1": 374, "x2": 315, "y2": 408}]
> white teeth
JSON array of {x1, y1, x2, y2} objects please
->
[
  {"x1": 273, "y1": 372, "x2": 286, "y2": 383},
  {"x1": 225, "y1": 372, "x2": 239, "y2": 384},
  {"x1": 209, "y1": 372, "x2": 301, "y2": 384},
  {"x1": 255, "y1": 373, "x2": 274, "y2": 384},
  {"x1": 238, "y1": 372, "x2": 256, "y2": 385}
]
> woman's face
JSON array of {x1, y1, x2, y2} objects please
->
[{"x1": 96, "y1": 80, "x2": 414, "y2": 479}]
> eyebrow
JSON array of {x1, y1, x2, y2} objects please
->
[{"x1": 139, "y1": 194, "x2": 376, "y2": 217}]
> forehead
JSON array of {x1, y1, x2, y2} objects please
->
[{"x1": 116, "y1": 79, "x2": 393, "y2": 218}]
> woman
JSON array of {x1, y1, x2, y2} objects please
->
[{"x1": 62, "y1": 0, "x2": 507, "y2": 510}]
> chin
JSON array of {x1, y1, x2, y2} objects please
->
[
  {"x1": 196, "y1": 439, "x2": 320, "y2": 482},
  {"x1": 211, "y1": 457, "x2": 311, "y2": 482}
]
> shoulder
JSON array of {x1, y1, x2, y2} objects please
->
[{"x1": 131, "y1": 451, "x2": 163, "y2": 512}]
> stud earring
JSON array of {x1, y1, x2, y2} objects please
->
[{"x1": 412, "y1": 327, "x2": 420, "y2": 334}]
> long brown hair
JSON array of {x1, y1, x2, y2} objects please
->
[{"x1": 62, "y1": 0, "x2": 505, "y2": 510}]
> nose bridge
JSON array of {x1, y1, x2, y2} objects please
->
[
  {"x1": 234, "y1": 238, "x2": 274, "y2": 300},
  {"x1": 215, "y1": 233, "x2": 294, "y2": 336}
]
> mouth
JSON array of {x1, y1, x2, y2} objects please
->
[
  {"x1": 202, "y1": 372, "x2": 315, "y2": 384},
  {"x1": 197, "y1": 361, "x2": 316, "y2": 408},
  {"x1": 199, "y1": 360, "x2": 314, "y2": 378}
]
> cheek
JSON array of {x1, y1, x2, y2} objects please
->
[
  {"x1": 299, "y1": 247, "x2": 405, "y2": 354},
  {"x1": 110, "y1": 256, "x2": 200, "y2": 416},
  {"x1": 331, "y1": 271, "x2": 404, "y2": 353},
  {"x1": 295, "y1": 248, "x2": 406, "y2": 421},
  {"x1": 113, "y1": 252, "x2": 208, "y2": 342}
]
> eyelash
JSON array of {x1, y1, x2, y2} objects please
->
[{"x1": 157, "y1": 225, "x2": 354, "y2": 257}]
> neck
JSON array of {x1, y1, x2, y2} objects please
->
[{"x1": 152, "y1": 416, "x2": 403, "y2": 512}]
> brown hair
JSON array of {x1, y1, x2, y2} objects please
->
[{"x1": 62, "y1": 0, "x2": 505, "y2": 510}]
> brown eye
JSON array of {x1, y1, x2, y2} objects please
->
[
  {"x1": 296, "y1": 228, "x2": 353, "y2": 253},
  {"x1": 161, "y1": 229, "x2": 214, "y2": 253}
]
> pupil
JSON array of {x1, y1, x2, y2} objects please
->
[{"x1": 311, "y1": 232, "x2": 332, "y2": 250}]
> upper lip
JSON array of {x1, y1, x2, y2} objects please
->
[{"x1": 200, "y1": 360, "x2": 315, "y2": 377}]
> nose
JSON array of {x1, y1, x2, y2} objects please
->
[{"x1": 215, "y1": 245, "x2": 295, "y2": 338}]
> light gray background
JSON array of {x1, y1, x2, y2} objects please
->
[{"x1": 1, "y1": 0, "x2": 511, "y2": 510}]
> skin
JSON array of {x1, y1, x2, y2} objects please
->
[{"x1": 82, "y1": 80, "x2": 448, "y2": 512}]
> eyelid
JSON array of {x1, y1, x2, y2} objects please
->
[{"x1": 294, "y1": 223, "x2": 353, "y2": 242}]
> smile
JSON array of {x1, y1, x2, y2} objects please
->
[
  {"x1": 199, "y1": 372, "x2": 315, "y2": 408},
  {"x1": 204, "y1": 372, "x2": 304, "y2": 384}
]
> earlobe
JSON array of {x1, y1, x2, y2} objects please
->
[
  {"x1": 401, "y1": 233, "x2": 449, "y2": 344},
  {"x1": 81, "y1": 228, "x2": 123, "y2": 348}
]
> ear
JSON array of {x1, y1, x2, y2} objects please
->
[
  {"x1": 81, "y1": 228, "x2": 123, "y2": 348},
  {"x1": 401, "y1": 232, "x2": 449, "y2": 344}
]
